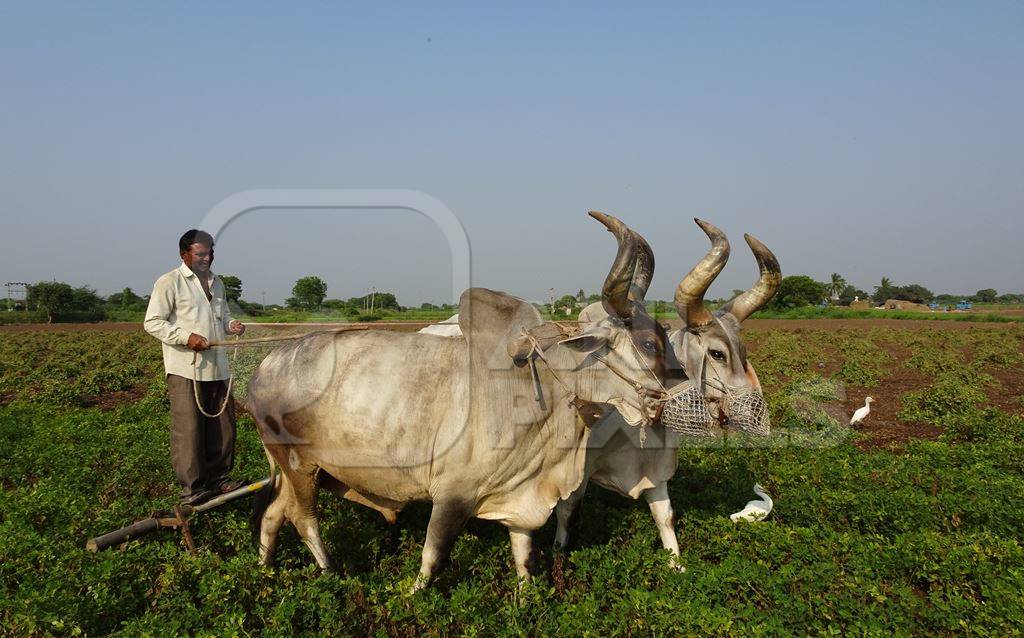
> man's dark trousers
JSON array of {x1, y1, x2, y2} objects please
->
[{"x1": 166, "y1": 374, "x2": 236, "y2": 498}]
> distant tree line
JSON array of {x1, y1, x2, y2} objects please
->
[
  {"x1": 745, "y1": 273, "x2": 1023, "y2": 311},
  {"x1": 235, "y1": 275, "x2": 456, "y2": 319},
  {"x1": 2, "y1": 274, "x2": 1021, "y2": 323},
  {"x1": 1, "y1": 282, "x2": 146, "y2": 323}
]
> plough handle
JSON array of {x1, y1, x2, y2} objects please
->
[
  {"x1": 193, "y1": 477, "x2": 271, "y2": 513},
  {"x1": 86, "y1": 517, "x2": 161, "y2": 552}
]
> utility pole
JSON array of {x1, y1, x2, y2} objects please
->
[{"x1": 5, "y1": 282, "x2": 28, "y2": 311}]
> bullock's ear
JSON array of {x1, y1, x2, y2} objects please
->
[{"x1": 559, "y1": 326, "x2": 612, "y2": 354}]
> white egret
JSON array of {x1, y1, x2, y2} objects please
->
[
  {"x1": 850, "y1": 396, "x2": 874, "y2": 425},
  {"x1": 730, "y1": 484, "x2": 774, "y2": 523}
]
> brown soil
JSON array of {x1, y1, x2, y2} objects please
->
[
  {"x1": 985, "y1": 367, "x2": 1024, "y2": 416},
  {"x1": 82, "y1": 384, "x2": 149, "y2": 411},
  {"x1": 742, "y1": 318, "x2": 1020, "y2": 332},
  {"x1": 844, "y1": 363, "x2": 943, "y2": 452},
  {"x1": 813, "y1": 344, "x2": 844, "y2": 378},
  {"x1": 832, "y1": 336, "x2": 945, "y2": 450},
  {"x1": 0, "y1": 322, "x2": 147, "y2": 333},
  {"x1": 750, "y1": 321, "x2": 1019, "y2": 450},
  {"x1": 740, "y1": 323, "x2": 973, "y2": 451}
]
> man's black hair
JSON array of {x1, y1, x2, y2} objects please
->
[{"x1": 179, "y1": 229, "x2": 215, "y2": 254}]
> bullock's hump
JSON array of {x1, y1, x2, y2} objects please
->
[
  {"x1": 458, "y1": 287, "x2": 542, "y2": 355},
  {"x1": 458, "y1": 289, "x2": 541, "y2": 337},
  {"x1": 245, "y1": 330, "x2": 342, "y2": 418}
]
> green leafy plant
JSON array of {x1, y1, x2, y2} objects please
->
[
  {"x1": 3, "y1": 326, "x2": 1024, "y2": 635},
  {"x1": 898, "y1": 370, "x2": 995, "y2": 425}
]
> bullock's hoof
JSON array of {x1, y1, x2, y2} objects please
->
[
  {"x1": 513, "y1": 576, "x2": 532, "y2": 605},
  {"x1": 669, "y1": 556, "x2": 687, "y2": 573},
  {"x1": 407, "y1": 574, "x2": 429, "y2": 595}
]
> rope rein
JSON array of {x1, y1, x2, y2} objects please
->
[
  {"x1": 520, "y1": 330, "x2": 579, "y2": 406},
  {"x1": 191, "y1": 343, "x2": 238, "y2": 418},
  {"x1": 188, "y1": 326, "x2": 369, "y2": 418},
  {"x1": 520, "y1": 324, "x2": 671, "y2": 434}
]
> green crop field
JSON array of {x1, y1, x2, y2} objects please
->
[{"x1": 2, "y1": 323, "x2": 1024, "y2": 636}]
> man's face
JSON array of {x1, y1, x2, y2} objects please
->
[{"x1": 181, "y1": 242, "x2": 214, "y2": 274}]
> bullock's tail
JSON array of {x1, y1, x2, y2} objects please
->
[{"x1": 250, "y1": 442, "x2": 279, "y2": 548}]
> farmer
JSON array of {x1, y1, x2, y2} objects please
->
[{"x1": 144, "y1": 229, "x2": 247, "y2": 506}]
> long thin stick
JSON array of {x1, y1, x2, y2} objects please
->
[
  {"x1": 192, "y1": 477, "x2": 272, "y2": 513},
  {"x1": 206, "y1": 325, "x2": 368, "y2": 347}
]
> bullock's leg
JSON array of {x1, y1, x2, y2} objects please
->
[
  {"x1": 508, "y1": 528, "x2": 534, "y2": 581},
  {"x1": 411, "y1": 501, "x2": 470, "y2": 592},
  {"x1": 553, "y1": 481, "x2": 587, "y2": 551},
  {"x1": 257, "y1": 454, "x2": 288, "y2": 566},
  {"x1": 286, "y1": 469, "x2": 337, "y2": 574},
  {"x1": 643, "y1": 482, "x2": 685, "y2": 572},
  {"x1": 552, "y1": 485, "x2": 586, "y2": 592},
  {"x1": 258, "y1": 488, "x2": 288, "y2": 566}
]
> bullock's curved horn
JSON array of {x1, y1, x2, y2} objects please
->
[
  {"x1": 589, "y1": 210, "x2": 637, "y2": 320},
  {"x1": 720, "y1": 233, "x2": 781, "y2": 322},
  {"x1": 674, "y1": 218, "x2": 729, "y2": 329},
  {"x1": 628, "y1": 231, "x2": 655, "y2": 302}
]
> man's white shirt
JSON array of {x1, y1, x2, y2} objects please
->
[{"x1": 144, "y1": 263, "x2": 234, "y2": 381}]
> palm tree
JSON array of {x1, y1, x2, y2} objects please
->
[
  {"x1": 873, "y1": 277, "x2": 893, "y2": 305},
  {"x1": 828, "y1": 273, "x2": 847, "y2": 300}
]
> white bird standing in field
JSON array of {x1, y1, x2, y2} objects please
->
[
  {"x1": 730, "y1": 484, "x2": 774, "y2": 523},
  {"x1": 850, "y1": 396, "x2": 874, "y2": 425}
]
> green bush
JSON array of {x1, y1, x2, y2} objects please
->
[
  {"x1": 834, "y1": 338, "x2": 890, "y2": 387},
  {"x1": 898, "y1": 370, "x2": 995, "y2": 426},
  {"x1": 971, "y1": 341, "x2": 1024, "y2": 369},
  {"x1": 941, "y1": 408, "x2": 1024, "y2": 444}
]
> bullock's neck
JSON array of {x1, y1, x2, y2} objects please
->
[
  {"x1": 530, "y1": 349, "x2": 593, "y2": 448},
  {"x1": 541, "y1": 345, "x2": 600, "y2": 403}
]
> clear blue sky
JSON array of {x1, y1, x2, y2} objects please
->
[{"x1": 2, "y1": 2, "x2": 1022, "y2": 305}]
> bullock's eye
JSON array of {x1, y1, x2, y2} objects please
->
[
  {"x1": 709, "y1": 349, "x2": 726, "y2": 361},
  {"x1": 642, "y1": 339, "x2": 658, "y2": 353}
]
